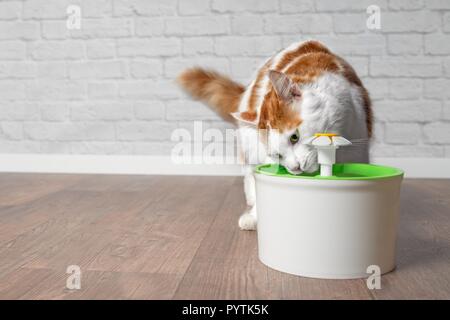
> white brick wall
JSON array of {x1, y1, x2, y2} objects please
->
[{"x1": 0, "y1": 0, "x2": 449, "y2": 157}]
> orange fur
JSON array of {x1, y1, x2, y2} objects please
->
[
  {"x1": 259, "y1": 90, "x2": 302, "y2": 132},
  {"x1": 177, "y1": 67, "x2": 245, "y2": 122},
  {"x1": 257, "y1": 41, "x2": 372, "y2": 137},
  {"x1": 248, "y1": 58, "x2": 272, "y2": 112}
]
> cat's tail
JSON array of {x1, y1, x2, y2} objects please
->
[{"x1": 177, "y1": 67, "x2": 245, "y2": 122}]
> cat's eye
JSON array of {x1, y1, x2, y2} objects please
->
[{"x1": 289, "y1": 131, "x2": 300, "y2": 145}]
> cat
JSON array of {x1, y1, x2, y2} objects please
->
[{"x1": 177, "y1": 40, "x2": 372, "y2": 231}]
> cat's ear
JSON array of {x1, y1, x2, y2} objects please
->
[
  {"x1": 230, "y1": 111, "x2": 257, "y2": 127},
  {"x1": 268, "y1": 70, "x2": 301, "y2": 102}
]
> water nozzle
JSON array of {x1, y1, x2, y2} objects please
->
[{"x1": 303, "y1": 133, "x2": 352, "y2": 177}]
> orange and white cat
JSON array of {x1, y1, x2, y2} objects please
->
[{"x1": 177, "y1": 40, "x2": 372, "y2": 231}]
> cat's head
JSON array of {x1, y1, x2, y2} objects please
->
[{"x1": 231, "y1": 70, "x2": 337, "y2": 174}]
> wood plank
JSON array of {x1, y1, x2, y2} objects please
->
[
  {"x1": 0, "y1": 176, "x2": 166, "y2": 277},
  {"x1": 0, "y1": 175, "x2": 234, "y2": 299},
  {"x1": 11, "y1": 268, "x2": 179, "y2": 300},
  {"x1": 0, "y1": 173, "x2": 85, "y2": 207}
]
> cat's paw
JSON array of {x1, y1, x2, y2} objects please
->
[{"x1": 238, "y1": 212, "x2": 257, "y2": 231}]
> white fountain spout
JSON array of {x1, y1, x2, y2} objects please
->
[{"x1": 303, "y1": 133, "x2": 352, "y2": 177}]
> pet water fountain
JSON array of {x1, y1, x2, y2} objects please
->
[{"x1": 254, "y1": 133, "x2": 404, "y2": 279}]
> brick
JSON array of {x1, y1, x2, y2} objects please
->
[
  {"x1": 25, "y1": 1, "x2": 108, "y2": 19},
  {"x1": 424, "y1": 79, "x2": 450, "y2": 99},
  {"x1": 166, "y1": 100, "x2": 221, "y2": 120},
  {"x1": 39, "y1": 141, "x2": 76, "y2": 153},
  {"x1": 388, "y1": 34, "x2": 422, "y2": 55},
  {"x1": 165, "y1": 57, "x2": 230, "y2": 78},
  {"x1": 41, "y1": 21, "x2": 68, "y2": 40},
  {"x1": 385, "y1": 123, "x2": 421, "y2": 144},
  {"x1": 0, "y1": 41, "x2": 26, "y2": 60},
  {"x1": 443, "y1": 13, "x2": 450, "y2": 33},
  {"x1": 369, "y1": 143, "x2": 396, "y2": 157},
  {"x1": 71, "y1": 102, "x2": 134, "y2": 120},
  {"x1": 280, "y1": 0, "x2": 314, "y2": 13},
  {"x1": 374, "y1": 100, "x2": 441, "y2": 122},
  {"x1": 24, "y1": 122, "x2": 115, "y2": 141},
  {"x1": 135, "y1": 101, "x2": 165, "y2": 120},
  {"x1": 182, "y1": 37, "x2": 214, "y2": 56},
  {"x1": 315, "y1": 35, "x2": 386, "y2": 55},
  {"x1": 363, "y1": 78, "x2": 389, "y2": 100},
  {"x1": 76, "y1": 0, "x2": 112, "y2": 18},
  {"x1": 215, "y1": 36, "x2": 281, "y2": 56},
  {"x1": 444, "y1": 58, "x2": 450, "y2": 76},
  {"x1": 68, "y1": 61, "x2": 125, "y2": 79},
  {"x1": 165, "y1": 16, "x2": 229, "y2": 36},
  {"x1": 179, "y1": 0, "x2": 209, "y2": 15},
  {"x1": 117, "y1": 38, "x2": 180, "y2": 57},
  {"x1": 381, "y1": 11, "x2": 440, "y2": 33},
  {"x1": 345, "y1": 57, "x2": 369, "y2": 77},
  {"x1": 23, "y1": 0, "x2": 68, "y2": 19},
  {"x1": 425, "y1": 0, "x2": 450, "y2": 9},
  {"x1": 392, "y1": 145, "x2": 444, "y2": 157},
  {"x1": 135, "y1": 18, "x2": 164, "y2": 37},
  {"x1": 423, "y1": 122, "x2": 450, "y2": 144},
  {"x1": 70, "y1": 19, "x2": 132, "y2": 39},
  {"x1": 265, "y1": 15, "x2": 332, "y2": 34},
  {"x1": 132, "y1": 141, "x2": 175, "y2": 155},
  {"x1": 425, "y1": 34, "x2": 450, "y2": 55},
  {"x1": 116, "y1": 121, "x2": 176, "y2": 141},
  {"x1": 88, "y1": 82, "x2": 118, "y2": 100},
  {"x1": 388, "y1": 79, "x2": 422, "y2": 99},
  {"x1": 211, "y1": 0, "x2": 277, "y2": 13},
  {"x1": 0, "y1": 62, "x2": 36, "y2": 79},
  {"x1": 370, "y1": 57, "x2": 442, "y2": 77},
  {"x1": 0, "y1": 82, "x2": 25, "y2": 100},
  {"x1": 86, "y1": 40, "x2": 116, "y2": 59},
  {"x1": 40, "y1": 103, "x2": 68, "y2": 121},
  {"x1": 333, "y1": 14, "x2": 367, "y2": 34},
  {"x1": 230, "y1": 57, "x2": 264, "y2": 79},
  {"x1": 0, "y1": 102, "x2": 39, "y2": 120},
  {"x1": 442, "y1": 101, "x2": 450, "y2": 120},
  {"x1": 389, "y1": 0, "x2": 424, "y2": 10},
  {"x1": 0, "y1": 21, "x2": 39, "y2": 40},
  {"x1": 119, "y1": 80, "x2": 180, "y2": 100},
  {"x1": 0, "y1": 1, "x2": 22, "y2": 20},
  {"x1": 231, "y1": 16, "x2": 264, "y2": 35},
  {"x1": 0, "y1": 122, "x2": 23, "y2": 140},
  {"x1": 26, "y1": 81, "x2": 85, "y2": 101},
  {"x1": 113, "y1": 0, "x2": 177, "y2": 16},
  {"x1": 36, "y1": 62, "x2": 66, "y2": 79},
  {"x1": 70, "y1": 142, "x2": 134, "y2": 154},
  {"x1": 316, "y1": 0, "x2": 388, "y2": 12},
  {"x1": 129, "y1": 60, "x2": 163, "y2": 79},
  {"x1": 0, "y1": 141, "x2": 40, "y2": 153},
  {"x1": 29, "y1": 41, "x2": 85, "y2": 60}
]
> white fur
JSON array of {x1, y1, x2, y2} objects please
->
[{"x1": 235, "y1": 43, "x2": 369, "y2": 231}]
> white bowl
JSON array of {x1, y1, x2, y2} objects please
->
[{"x1": 254, "y1": 163, "x2": 403, "y2": 279}]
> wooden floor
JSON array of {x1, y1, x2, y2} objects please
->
[{"x1": 0, "y1": 173, "x2": 449, "y2": 300}]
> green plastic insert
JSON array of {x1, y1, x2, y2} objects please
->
[{"x1": 255, "y1": 163, "x2": 403, "y2": 180}]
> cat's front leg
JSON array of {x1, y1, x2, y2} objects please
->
[{"x1": 239, "y1": 166, "x2": 257, "y2": 230}]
